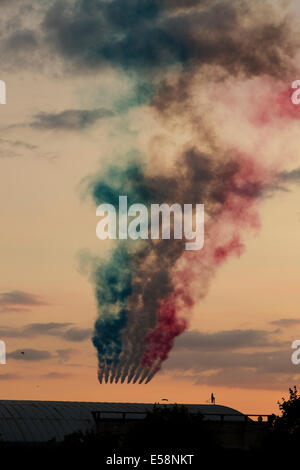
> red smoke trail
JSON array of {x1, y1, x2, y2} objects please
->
[
  {"x1": 252, "y1": 82, "x2": 300, "y2": 126},
  {"x1": 212, "y1": 78, "x2": 300, "y2": 127},
  {"x1": 141, "y1": 292, "x2": 190, "y2": 369},
  {"x1": 213, "y1": 235, "x2": 244, "y2": 264},
  {"x1": 141, "y1": 156, "x2": 275, "y2": 374}
]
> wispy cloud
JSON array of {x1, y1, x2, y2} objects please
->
[
  {"x1": 0, "y1": 290, "x2": 47, "y2": 306},
  {"x1": 0, "y1": 373, "x2": 20, "y2": 380},
  {"x1": 0, "y1": 290, "x2": 48, "y2": 313},
  {"x1": 5, "y1": 29, "x2": 37, "y2": 51},
  {"x1": 270, "y1": 318, "x2": 300, "y2": 328},
  {"x1": 0, "y1": 137, "x2": 57, "y2": 161},
  {"x1": 0, "y1": 138, "x2": 38, "y2": 151},
  {"x1": 6, "y1": 108, "x2": 114, "y2": 133},
  {"x1": 42, "y1": 372, "x2": 71, "y2": 379},
  {"x1": 172, "y1": 366, "x2": 300, "y2": 391},
  {"x1": 278, "y1": 168, "x2": 300, "y2": 184},
  {"x1": 174, "y1": 328, "x2": 282, "y2": 351},
  {"x1": 7, "y1": 349, "x2": 52, "y2": 361},
  {"x1": 56, "y1": 349, "x2": 77, "y2": 362},
  {"x1": 162, "y1": 328, "x2": 297, "y2": 390},
  {"x1": 28, "y1": 108, "x2": 114, "y2": 131},
  {"x1": 61, "y1": 327, "x2": 92, "y2": 342},
  {"x1": 0, "y1": 322, "x2": 92, "y2": 342},
  {"x1": 6, "y1": 348, "x2": 78, "y2": 362}
]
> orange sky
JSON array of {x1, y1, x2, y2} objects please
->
[{"x1": 0, "y1": 0, "x2": 300, "y2": 416}]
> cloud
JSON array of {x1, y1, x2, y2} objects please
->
[
  {"x1": 0, "y1": 327, "x2": 21, "y2": 337},
  {"x1": 271, "y1": 167, "x2": 300, "y2": 194},
  {"x1": 4, "y1": 29, "x2": 37, "y2": 51},
  {"x1": 0, "y1": 138, "x2": 39, "y2": 159},
  {"x1": 56, "y1": 349, "x2": 77, "y2": 362},
  {"x1": 40, "y1": 0, "x2": 295, "y2": 80},
  {"x1": 271, "y1": 318, "x2": 300, "y2": 328},
  {"x1": 0, "y1": 0, "x2": 293, "y2": 81},
  {"x1": 0, "y1": 290, "x2": 47, "y2": 307},
  {"x1": 0, "y1": 149, "x2": 21, "y2": 159},
  {"x1": 0, "y1": 2, "x2": 48, "y2": 71},
  {"x1": 271, "y1": 168, "x2": 300, "y2": 193},
  {"x1": 174, "y1": 328, "x2": 281, "y2": 351},
  {"x1": 7, "y1": 349, "x2": 52, "y2": 361},
  {"x1": 165, "y1": 348, "x2": 293, "y2": 373},
  {"x1": 42, "y1": 372, "x2": 71, "y2": 379},
  {"x1": 62, "y1": 327, "x2": 92, "y2": 342},
  {"x1": 5, "y1": 347, "x2": 78, "y2": 363},
  {"x1": 190, "y1": 368, "x2": 300, "y2": 390},
  {"x1": 23, "y1": 322, "x2": 72, "y2": 336},
  {"x1": 0, "y1": 306, "x2": 31, "y2": 314},
  {"x1": 0, "y1": 138, "x2": 38, "y2": 151},
  {"x1": 0, "y1": 322, "x2": 92, "y2": 342},
  {"x1": 0, "y1": 373, "x2": 20, "y2": 380},
  {"x1": 278, "y1": 168, "x2": 300, "y2": 183},
  {"x1": 163, "y1": 347, "x2": 300, "y2": 390},
  {"x1": 0, "y1": 138, "x2": 57, "y2": 161},
  {"x1": 161, "y1": 328, "x2": 298, "y2": 390},
  {"x1": 28, "y1": 108, "x2": 114, "y2": 130}
]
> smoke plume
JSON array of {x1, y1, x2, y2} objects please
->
[{"x1": 70, "y1": 0, "x2": 300, "y2": 383}]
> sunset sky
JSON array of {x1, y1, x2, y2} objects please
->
[{"x1": 1, "y1": 0, "x2": 300, "y2": 415}]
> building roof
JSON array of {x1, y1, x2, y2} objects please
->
[{"x1": 0, "y1": 400, "x2": 246, "y2": 443}]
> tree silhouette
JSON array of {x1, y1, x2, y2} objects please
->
[
  {"x1": 264, "y1": 386, "x2": 300, "y2": 455},
  {"x1": 273, "y1": 386, "x2": 300, "y2": 435},
  {"x1": 122, "y1": 404, "x2": 220, "y2": 456}
]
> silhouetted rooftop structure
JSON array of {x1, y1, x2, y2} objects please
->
[{"x1": 0, "y1": 400, "x2": 248, "y2": 443}]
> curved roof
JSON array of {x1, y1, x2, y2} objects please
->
[{"x1": 0, "y1": 400, "x2": 246, "y2": 443}]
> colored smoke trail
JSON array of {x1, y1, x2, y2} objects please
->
[
  {"x1": 87, "y1": 152, "x2": 276, "y2": 383},
  {"x1": 59, "y1": 0, "x2": 299, "y2": 383}
]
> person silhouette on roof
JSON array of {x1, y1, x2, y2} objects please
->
[{"x1": 211, "y1": 393, "x2": 215, "y2": 404}]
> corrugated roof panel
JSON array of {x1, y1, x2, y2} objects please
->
[
  {"x1": 42, "y1": 419, "x2": 64, "y2": 442},
  {"x1": 0, "y1": 418, "x2": 21, "y2": 442},
  {"x1": 2, "y1": 404, "x2": 30, "y2": 442},
  {"x1": 13, "y1": 419, "x2": 35, "y2": 442},
  {"x1": 75, "y1": 402, "x2": 94, "y2": 420},
  {"x1": 30, "y1": 417, "x2": 51, "y2": 442},
  {"x1": 42, "y1": 402, "x2": 71, "y2": 437}
]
